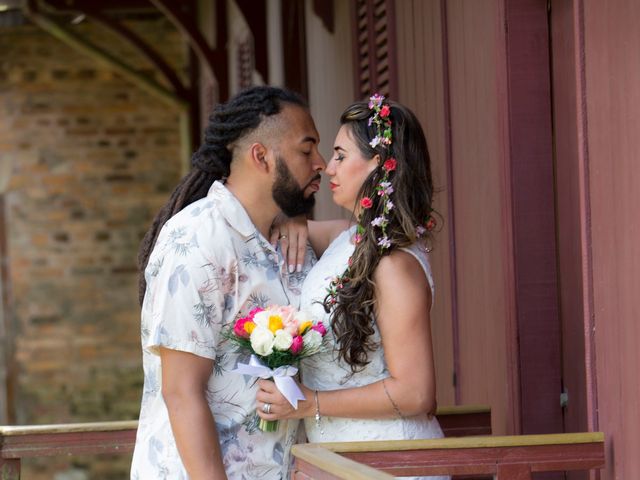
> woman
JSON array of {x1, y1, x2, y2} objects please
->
[{"x1": 257, "y1": 95, "x2": 447, "y2": 479}]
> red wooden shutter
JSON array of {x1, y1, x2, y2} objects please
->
[{"x1": 351, "y1": 0, "x2": 398, "y2": 100}]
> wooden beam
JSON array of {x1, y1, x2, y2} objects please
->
[
  {"x1": 307, "y1": 432, "x2": 604, "y2": 452},
  {"x1": 23, "y1": 0, "x2": 188, "y2": 110},
  {"x1": 81, "y1": 6, "x2": 189, "y2": 100},
  {"x1": 150, "y1": 0, "x2": 228, "y2": 100},
  {"x1": 292, "y1": 445, "x2": 393, "y2": 480},
  {"x1": 46, "y1": 0, "x2": 153, "y2": 12},
  {"x1": 0, "y1": 421, "x2": 137, "y2": 459},
  {"x1": 293, "y1": 433, "x2": 605, "y2": 479}
]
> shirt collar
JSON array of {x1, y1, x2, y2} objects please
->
[{"x1": 208, "y1": 180, "x2": 269, "y2": 242}]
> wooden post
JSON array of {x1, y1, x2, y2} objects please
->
[{"x1": 0, "y1": 458, "x2": 20, "y2": 480}]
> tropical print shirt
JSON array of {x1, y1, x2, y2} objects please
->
[{"x1": 131, "y1": 181, "x2": 315, "y2": 479}]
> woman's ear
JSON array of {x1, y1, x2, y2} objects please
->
[{"x1": 369, "y1": 153, "x2": 382, "y2": 174}]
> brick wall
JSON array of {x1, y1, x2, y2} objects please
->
[{"x1": 0, "y1": 17, "x2": 186, "y2": 479}]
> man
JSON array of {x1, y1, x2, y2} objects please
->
[{"x1": 131, "y1": 86, "x2": 325, "y2": 479}]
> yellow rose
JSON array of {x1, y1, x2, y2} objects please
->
[
  {"x1": 244, "y1": 321, "x2": 256, "y2": 335},
  {"x1": 299, "y1": 321, "x2": 312, "y2": 335},
  {"x1": 268, "y1": 315, "x2": 283, "y2": 334}
]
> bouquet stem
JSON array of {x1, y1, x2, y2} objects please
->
[{"x1": 259, "y1": 418, "x2": 279, "y2": 432}]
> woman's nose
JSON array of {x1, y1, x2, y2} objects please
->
[
  {"x1": 325, "y1": 158, "x2": 336, "y2": 175},
  {"x1": 313, "y1": 151, "x2": 326, "y2": 172}
]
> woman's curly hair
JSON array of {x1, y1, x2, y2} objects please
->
[{"x1": 324, "y1": 100, "x2": 435, "y2": 372}]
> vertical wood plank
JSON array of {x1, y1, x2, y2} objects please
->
[
  {"x1": 394, "y1": 0, "x2": 456, "y2": 406},
  {"x1": 445, "y1": 0, "x2": 514, "y2": 435},
  {"x1": 496, "y1": 463, "x2": 532, "y2": 480},
  {"x1": 583, "y1": 0, "x2": 640, "y2": 478},
  {"x1": 0, "y1": 196, "x2": 13, "y2": 423},
  {"x1": 0, "y1": 458, "x2": 20, "y2": 480},
  {"x1": 549, "y1": 4, "x2": 595, "y2": 480},
  {"x1": 503, "y1": 0, "x2": 563, "y2": 440},
  {"x1": 305, "y1": 0, "x2": 355, "y2": 221}
]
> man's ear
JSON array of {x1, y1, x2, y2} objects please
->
[{"x1": 248, "y1": 142, "x2": 271, "y2": 173}]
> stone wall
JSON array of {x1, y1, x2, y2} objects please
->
[{"x1": 0, "y1": 16, "x2": 186, "y2": 479}]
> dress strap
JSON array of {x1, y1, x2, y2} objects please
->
[{"x1": 399, "y1": 243, "x2": 435, "y2": 299}]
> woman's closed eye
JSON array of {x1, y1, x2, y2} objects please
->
[{"x1": 334, "y1": 153, "x2": 345, "y2": 162}]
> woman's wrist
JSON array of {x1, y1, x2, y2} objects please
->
[{"x1": 300, "y1": 385, "x2": 316, "y2": 418}]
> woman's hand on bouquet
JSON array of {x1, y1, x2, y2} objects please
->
[
  {"x1": 255, "y1": 378, "x2": 314, "y2": 421},
  {"x1": 269, "y1": 214, "x2": 309, "y2": 274}
]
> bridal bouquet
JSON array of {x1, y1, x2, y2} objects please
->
[{"x1": 228, "y1": 305, "x2": 327, "y2": 431}]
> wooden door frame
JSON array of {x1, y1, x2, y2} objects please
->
[{"x1": 501, "y1": 0, "x2": 564, "y2": 437}]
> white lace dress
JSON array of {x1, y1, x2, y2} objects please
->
[{"x1": 299, "y1": 227, "x2": 449, "y2": 480}]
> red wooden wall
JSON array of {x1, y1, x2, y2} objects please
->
[
  {"x1": 395, "y1": 0, "x2": 563, "y2": 440},
  {"x1": 388, "y1": 1, "x2": 640, "y2": 476},
  {"x1": 395, "y1": 0, "x2": 456, "y2": 409},
  {"x1": 584, "y1": 2, "x2": 640, "y2": 472},
  {"x1": 552, "y1": 0, "x2": 640, "y2": 477}
]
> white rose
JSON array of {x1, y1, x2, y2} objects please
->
[
  {"x1": 294, "y1": 310, "x2": 312, "y2": 325},
  {"x1": 273, "y1": 329, "x2": 293, "y2": 351},
  {"x1": 252, "y1": 310, "x2": 270, "y2": 328},
  {"x1": 302, "y1": 329, "x2": 323, "y2": 352},
  {"x1": 250, "y1": 326, "x2": 274, "y2": 356}
]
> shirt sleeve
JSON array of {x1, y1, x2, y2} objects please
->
[{"x1": 142, "y1": 236, "x2": 228, "y2": 361}]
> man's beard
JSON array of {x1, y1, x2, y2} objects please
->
[{"x1": 272, "y1": 156, "x2": 318, "y2": 217}]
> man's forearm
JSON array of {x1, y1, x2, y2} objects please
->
[{"x1": 164, "y1": 391, "x2": 227, "y2": 480}]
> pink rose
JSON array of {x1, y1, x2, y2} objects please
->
[
  {"x1": 277, "y1": 305, "x2": 296, "y2": 324},
  {"x1": 248, "y1": 307, "x2": 263, "y2": 319},
  {"x1": 290, "y1": 335, "x2": 304, "y2": 354},
  {"x1": 311, "y1": 323, "x2": 327, "y2": 337},
  {"x1": 233, "y1": 318, "x2": 251, "y2": 338},
  {"x1": 379, "y1": 105, "x2": 391, "y2": 118}
]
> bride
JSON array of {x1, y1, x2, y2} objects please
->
[{"x1": 257, "y1": 95, "x2": 448, "y2": 480}]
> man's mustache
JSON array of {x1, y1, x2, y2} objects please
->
[{"x1": 303, "y1": 174, "x2": 322, "y2": 189}]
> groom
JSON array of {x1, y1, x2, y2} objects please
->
[{"x1": 131, "y1": 86, "x2": 325, "y2": 479}]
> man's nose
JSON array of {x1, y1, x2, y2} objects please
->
[{"x1": 313, "y1": 151, "x2": 327, "y2": 172}]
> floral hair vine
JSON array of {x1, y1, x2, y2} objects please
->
[
  {"x1": 368, "y1": 93, "x2": 393, "y2": 149},
  {"x1": 325, "y1": 94, "x2": 437, "y2": 308}
]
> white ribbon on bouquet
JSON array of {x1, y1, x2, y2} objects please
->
[{"x1": 233, "y1": 354, "x2": 306, "y2": 409}]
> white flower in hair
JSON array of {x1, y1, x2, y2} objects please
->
[{"x1": 371, "y1": 216, "x2": 386, "y2": 227}]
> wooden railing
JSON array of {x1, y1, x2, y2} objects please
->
[
  {"x1": 0, "y1": 420, "x2": 137, "y2": 478},
  {"x1": 0, "y1": 406, "x2": 490, "y2": 478},
  {"x1": 436, "y1": 404, "x2": 491, "y2": 437},
  {"x1": 291, "y1": 432, "x2": 606, "y2": 480}
]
